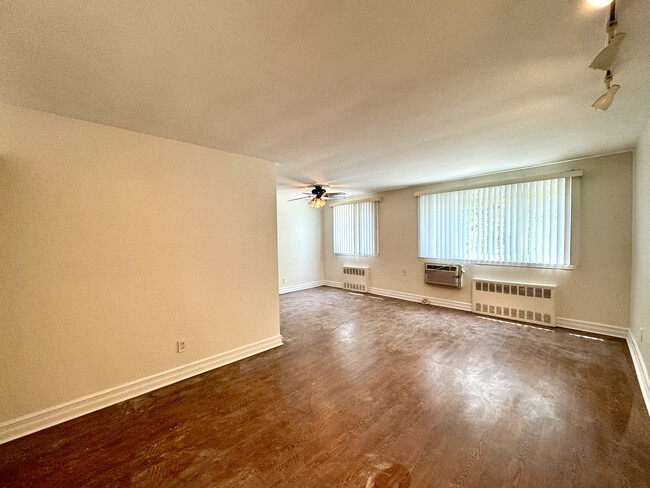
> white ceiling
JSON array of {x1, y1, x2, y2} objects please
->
[{"x1": 2, "y1": 1, "x2": 649, "y2": 195}]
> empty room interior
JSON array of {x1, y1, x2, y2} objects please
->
[{"x1": 1, "y1": 1, "x2": 650, "y2": 486}]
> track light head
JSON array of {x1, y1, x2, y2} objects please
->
[
  {"x1": 592, "y1": 84, "x2": 620, "y2": 111},
  {"x1": 590, "y1": 32, "x2": 626, "y2": 70}
]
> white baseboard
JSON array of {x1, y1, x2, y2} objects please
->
[
  {"x1": 555, "y1": 317, "x2": 629, "y2": 338},
  {"x1": 323, "y1": 280, "x2": 343, "y2": 288},
  {"x1": 324, "y1": 281, "x2": 471, "y2": 311},
  {"x1": 627, "y1": 332, "x2": 650, "y2": 417},
  {"x1": 279, "y1": 280, "x2": 324, "y2": 294},
  {"x1": 368, "y1": 286, "x2": 473, "y2": 312},
  {"x1": 0, "y1": 335, "x2": 283, "y2": 445}
]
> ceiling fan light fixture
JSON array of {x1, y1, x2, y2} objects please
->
[
  {"x1": 587, "y1": 0, "x2": 614, "y2": 7},
  {"x1": 592, "y1": 83, "x2": 620, "y2": 111},
  {"x1": 309, "y1": 197, "x2": 326, "y2": 208},
  {"x1": 288, "y1": 184, "x2": 345, "y2": 207}
]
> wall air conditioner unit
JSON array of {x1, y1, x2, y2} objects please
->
[{"x1": 424, "y1": 263, "x2": 463, "y2": 288}]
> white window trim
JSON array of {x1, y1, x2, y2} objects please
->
[{"x1": 413, "y1": 169, "x2": 583, "y2": 196}]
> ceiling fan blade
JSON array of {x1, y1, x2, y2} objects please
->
[
  {"x1": 324, "y1": 192, "x2": 345, "y2": 197},
  {"x1": 590, "y1": 32, "x2": 626, "y2": 71},
  {"x1": 288, "y1": 196, "x2": 312, "y2": 201},
  {"x1": 324, "y1": 195, "x2": 346, "y2": 199}
]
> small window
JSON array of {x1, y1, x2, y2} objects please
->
[{"x1": 333, "y1": 201, "x2": 379, "y2": 256}]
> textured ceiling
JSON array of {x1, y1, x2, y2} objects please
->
[{"x1": 1, "y1": 1, "x2": 649, "y2": 195}]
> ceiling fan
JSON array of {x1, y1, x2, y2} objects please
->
[{"x1": 289, "y1": 185, "x2": 346, "y2": 208}]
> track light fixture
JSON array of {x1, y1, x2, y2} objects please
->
[{"x1": 589, "y1": 0, "x2": 624, "y2": 111}]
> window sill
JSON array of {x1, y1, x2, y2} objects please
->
[{"x1": 334, "y1": 253, "x2": 379, "y2": 258}]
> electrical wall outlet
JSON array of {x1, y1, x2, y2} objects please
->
[{"x1": 177, "y1": 339, "x2": 187, "y2": 353}]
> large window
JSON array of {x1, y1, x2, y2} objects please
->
[
  {"x1": 418, "y1": 175, "x2": 577, "y2": 267},
  {"x1": 333, "y1": 201, "x2": 379, "y2": 256}
]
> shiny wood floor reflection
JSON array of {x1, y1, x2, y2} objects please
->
[{"x1": 1, "y1": 287, "x2": 649, "y2": 487}]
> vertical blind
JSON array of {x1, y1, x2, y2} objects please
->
[
  {"x1": 333, "y1": 201, "x2": 379, "y2": 256},
  {"x1": 418, "y1": 177, "x2": 573, "y2": 266}
]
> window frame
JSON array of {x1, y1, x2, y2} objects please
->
[
  {"x1": 415, "y1": 170, "x2": 582, "y2": 270},
  {"x1": 332, "y1": 199, "x2": 380, "y2": 257}
]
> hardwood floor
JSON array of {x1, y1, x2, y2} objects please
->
[{"x1": 1, "y1": 287, "x2": 649, "y2": 487}]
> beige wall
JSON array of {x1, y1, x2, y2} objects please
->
[
  {"x1": 277, "y1": 190, "x2": 323, "y2": 289},
  {"x1": 324, "y1": 153, "x2": 633, "y2": 327},
  {"x1": 631, "y1": 121, "x2": 650, "y2": 368},
  {"x1": 0, "y1": 103, "x2": 280, "y2": 422}
]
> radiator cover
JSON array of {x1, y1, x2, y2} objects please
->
[
  {"x1": 342, "y1": 266, "x2": 369, "y2": 292},
  {"x1": 472, "y1": 279, "x2": 557, "y2": 326}
]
